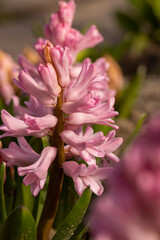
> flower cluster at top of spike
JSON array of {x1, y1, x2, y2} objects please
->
[{"x1": 0, "y1": 0, "x2": 122, "y2": 196}]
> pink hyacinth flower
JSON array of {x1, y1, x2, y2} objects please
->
[
  {"x1": 0, "y1": 137, "x2": 39, "y2": 167},
  {"x1": 35, "y1": 40, "x2": 71, "y2": 88},
  {"x1": 65, "y1": 25, "x2": 103, "y2": 61},
  {"x1": 45, "y1": 0, "x2": 75, "y2": 32},
  {"x1": 64, "y1": 58, "x2": 114, "y2": 109},
  {"x1": 100, "y1": 130, "x2": 123, "y2": 162},
  {"x1": 14, "y1": 69, "x2": 55, "y2": 106},
  {"x1": 18, "y1": 54, "x2": 39, "y2": 80},
  {"x1": 38, "y1": 63, "x2": 61, "y2": 97},
  {"x1": 0, "y1": 110, "x2": 57, "y2": 138},
  {"x1": 12, "y1": 95, "x2": 53, "y2": 120},
  {"x1": 18, "y1": 146, "x2": 57, "y2": 196},
  {"x1": 24, "y1": 95, "x2": 53, "y2": 117},
  {"x1": 66, "y1": 100, "x2": 118, "y2": 130},
  {"x1": 43, "y1": 0, "x2": 103, "y2": 62},
  {"x1": 23, "y1": 113, "x2": 57, "y2": 135},
  {"x1": 64, "y1": 58, "x2": 98, "y2": 102},
  {"x1": 44, "y1": 0, "x2": 75, "y2": 46},
  {"x1": 61, "y1": 126, "x2": 106, "y2": 165},
  {"x1": 0, "y1": 137, "x2": 57, "y2": 195},
  {"x1": 61, "y1": 126, "x2": 122, "y2": 164},
  {"x1": 63, "y1": 161, "x2": 112, "y2": 196},
  {"x1": 69, "y1": 57, "x2": 109, "y2": 81},
  {"x1": 50, "y1": 45, "x2": 71, "y2": 87}
]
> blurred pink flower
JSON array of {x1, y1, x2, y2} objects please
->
[
  {"x1": 90, "y1": 113, "x2": 160, "y2": 240},
  {"x1": 0, "y1": 50, "x2": 18, "y2": 101}
]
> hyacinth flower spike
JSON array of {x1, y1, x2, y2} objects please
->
[{"x1": 0, "y1": 1, "x2": 123, "y2": 240}]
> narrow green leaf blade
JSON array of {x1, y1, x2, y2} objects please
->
[
  {"x1": 0, "y1": 206, "x2": 36, "y2": 240},
  {"x1": 0, "y1": 163, "x2": 6, "y2": 229},
  {"x1": 69, "y1": 222, "x2": 87, "y2": 240},
  {"x1": 14, "y1": 173, "x2": 35, "y2": 214},
  {"x1": 4, "y1": 167, "x2": 15, "y2": 216},
  {"x1": 53, "y1": 175, "x2": 79, "y2": 230},
  {"x1": 52, "y1": 188, "x2": 91, "y2": 240},
  {"x1": 116, "y1": 12, "x2": 139, "y2": 32},
  {"x1": 119, "y1": 112, "x2": 147, "y2": 156},
  {"x1": 118, "y1": 67, "x2": 145, "y2": 118}
]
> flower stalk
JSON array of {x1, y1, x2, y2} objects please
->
[{"x1": 37, "y1": 92, "x2": 65, "y2": 240}]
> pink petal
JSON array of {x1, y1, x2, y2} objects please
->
[
  {"x1": 14, "y1": 70, "x2": 54, "y2": 106},
  {"x1": 38, "y1": 63, "x2": 61, "y2": 97},
  {"x1": 83, "y1": 176, "x2": 104, "y2": 196},
  {"x1": 74, "y1": 177, "x2": 87, "y2": 196}
]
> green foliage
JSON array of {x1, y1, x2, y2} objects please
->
[
  {"x1": 29, "y1": 137, "x2": 43, "y2": 154},
  {"x1": 53, "y1": 175, "x2": 79, "y2": 230},
  {"x1": 0, "y1": 164, "x2": 6, "y2": 230},
  {"x1": 14, "y1": 174, "x2": 35, "y2": 214},
  {"x1": 116, "y1": 12, "x2": 139, "y2": 32},
  {"x1": 69, "y1": 222, "x2": 87, "y2": 240},
  {"x1": 117, "y1": 67, "x2": 145, "y2": 118},
  {"x1": 93, "y1": 125, "x2": 113, "y2": 136},
  {"x1": 112, "y1": 0, "x2": 160, "y2": 63},
  {"x1": 119, "y1": 112, "x2": 147, "y2": 156},
  {"x1": 0, "y1": 206, "x2": 36, "y2": 240},
  {"x1": 4, "y1": 168, "x2": 15, "y2": 216},
  {"x1": 33, "y1": 175, "x2": 49, "y2": 226},
  {"x1": 147, "y1": 0, "x2": 160, "y2": 21},
  {"x1": 52, "y1": 188, "x2": 91, "y2": 240}
]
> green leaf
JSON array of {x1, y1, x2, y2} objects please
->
[
  {"x1": 128, "y1": 0, "x2": 159, "y2": 27},
  {"x1": 41, "y1": 136, "x2": 50, "y2": 148},
  {"x1": 0, "y1": 206, "x2": 36, "y2": 240},
  {"x1": 52, "y1": 188, "x2": 91, "y2": 240},
  {"x1": 93, "y1": 125, "x2": 112, "y2": 135},
  {"x1": 29, "y1": 137, "x2": 43, "y2": 154},
  {"x1": 119, "y1": 112, "x2": 147, "y2": 156},
  {"x1": 0, "y1": 163, "x2": 6, "y2": 230},
  {"x1": 128, "y1": 0, "x2": 147, "y2": 11},
  {"x1": 14, "y1": 173, "x2": 35, "y2": 214},
  {"x1": 116, "y1": 12, "x2": 139, "y2": 32},
  {"x1": 147, "y1": 0, "x2": 160, "y2": 21},
  {"x1": 53, "y1": 175, "x2": 79, "y2": 230},
  {"x1": 105, "y1": 36, "x2": 131, "y2": 60},
  {"x1": 4, "y1": 167, "x2": 15, "y2": 216},
  {"x1": 117, "y1": 67, "x2": 145, "y2": 118},
  {"x1": 69, "y1": 222, "x2": 87, "y2": 240},
  {"x1": 130, "y1": 34, "x2": 149, "y2": 56},
  {"x1": 32, "y1": 174, "x2": 49, "y2": 226}
]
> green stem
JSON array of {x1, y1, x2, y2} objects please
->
[{"x1": 37, "y1": 92, "x2": 65, "y2": 240}]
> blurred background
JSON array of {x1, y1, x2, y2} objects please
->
[
  {"x1": 0, "y1": 0, "x2": 160, "y2": 142},
  {"x1": 0, "y1": 0, "x2": 125, "y2": 57}
]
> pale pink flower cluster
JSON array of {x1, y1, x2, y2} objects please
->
[
  {"x1": 90, "y1": 114, "x2": 160, "y2": 240},
  {"x1": 0, "y1": 50, "x2": 18, "y2": 102},
  {"x1": 0, "y1": 0, "x2": 122, "y2": 196}
]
